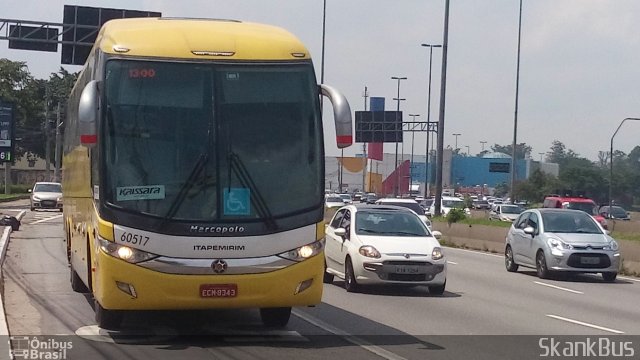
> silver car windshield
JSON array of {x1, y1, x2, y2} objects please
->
[{"x1": 542, "y1": 212, "x2": 602, "y2": 234}]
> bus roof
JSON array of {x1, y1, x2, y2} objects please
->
[{"x1": 95, "y1": 18, "x2": 310, "y2": 61}]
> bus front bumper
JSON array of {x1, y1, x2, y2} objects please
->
[{"x1": 93, "y1": 250, "x2": 324, "y2": 311}]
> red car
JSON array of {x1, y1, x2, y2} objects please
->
[{"x1": 542, "y1": 195, "x2": 608, "y2": 230}]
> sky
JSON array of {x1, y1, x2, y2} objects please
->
[{"x1": 1, "y1": 0, "x2": 639, "y2": 162}]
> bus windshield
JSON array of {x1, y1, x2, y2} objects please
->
[{"x1": 102, "y1": 60, "x2": 323, "y2": 222}]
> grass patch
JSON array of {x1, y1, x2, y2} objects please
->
[
  {"x1": 431, "y1": 215, "x2": 513, "y2": 228},
  {"x1": 610, "y1": 232, "x2": 640, "y2": 242},
  {"x1": 0, "y1": 193, "x2": 29, "y2": 201}
]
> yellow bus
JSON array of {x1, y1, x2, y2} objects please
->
[{"x1": 62, "y1": 17, "x2": 352, "y2": 329}]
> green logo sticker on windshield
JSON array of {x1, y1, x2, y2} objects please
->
[
  {"x1": 116, "y1": 185, "x2": 165, "y2": 201},
  {"x1": 224, "y1": 188, "x2": 250, "y2": 216}
]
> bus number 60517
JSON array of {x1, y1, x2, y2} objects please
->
[{"x1": 120, "y1": 232, "x2": 150, "y2": 246}]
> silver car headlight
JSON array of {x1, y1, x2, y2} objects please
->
[
  {"x1": 98, "y1": 238, "x2": 158, "y2": 263},
  {"x1": 359, "y1": 245, "x2": 381, "y2": 259},
  {"x1": 547, "y1": 238, "x2": 572, "y2": 250},
  {"x1": 604, "y1": 240, "x2": 619, "y2": 251},
  {"x1": 279, "y1": 239, "x2": 324, "y2": 262},
  {"x1": 432, "y1": 247, "x2": 444, "y2": 260}
]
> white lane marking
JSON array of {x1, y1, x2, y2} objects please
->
[
  {"x1": 293, "y1": 309, "x2": 408, "y2": 360},
  {"x1": 444, "y1": 246, "x2": 503, "y2": 258},
  {"x1": 447, "y1": 261, "x2": 458, "y2": 265},
  {"x1": 534, "y1": 281, "x2": 584, "y2": 294},
  {"x1": 619, "y1": 276, "x2": 640, "y2": 283},
  {"x1": 546, "y1": 314, "x2": 625, "y2": 334},
  {"x1": 30, "y1": 214, "x2": 62, "y2": 224}
]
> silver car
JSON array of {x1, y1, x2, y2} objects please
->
[
  {"x1": 29, "y1": 182, "x2": 63, "y2": 211},
  {"x1": 505, "y1": 208, "x2": 620, "y2": 282}
]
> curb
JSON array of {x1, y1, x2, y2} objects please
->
[{"x1": 0, "y1": 209, "x2": 26, "y2": 359}]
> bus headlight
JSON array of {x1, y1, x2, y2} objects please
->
[
  {"x1": 279, "y1": 240, "x2": 324, "y2": 262},
  {"x1": 98, "y1": 238, "x2": 158, "y2": 264}
]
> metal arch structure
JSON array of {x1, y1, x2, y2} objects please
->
[{"x1": 0, "y1": 18, "x2": 98, "y2": 48}]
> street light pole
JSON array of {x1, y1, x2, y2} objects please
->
[
  {"x1": 434, "y1": 0, "x2": 450, "y2": 216},
  {"x1": 421, "y1": 43, "x2": 442, "y2": 197},
  {"x1": 511, "y1": 0, "x2": 523, "y2": 202},
  {"x1": 452, "y1": 133, "x2": 461, "y2": 152},
  {"x1": 409, "y1": 113, "x2": 420, "y2": 192},
  {"x1": 391, "y1": 76, "x2": 407, "y2": 197},
  {"x1": 609, "y1": 117, "x2": 640, "y2": 210}
]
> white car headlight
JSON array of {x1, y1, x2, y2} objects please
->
[
  {"x1": 359, "y1": 245, "x2": 381, "y2": 258},
  {"x1": 432, "y1": 247, "x2": 444, "y2": 260},
  {"x1": 279, "y1": 240, "x2": 324, "y2": 262},
  {"x1": 98, "y1": 238, "x2": 158, "y2": 263}
]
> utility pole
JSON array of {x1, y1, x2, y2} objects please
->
[
  {"x1": 362, "y1": 86, "x2": 368, "y2": 192},
  {"x1": 53, "y1": 103, "x2": 62, "y2": 182},
  {"x1": 44, "y1": 89, "x2": 51, "y2": 179}
]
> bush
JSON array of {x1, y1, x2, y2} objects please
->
[
  {"x1": 446, "y1": 208, "x2": 466, "y2": 225},
  {"x1": 10, "y1": 184, "x2": 31, "y2": 193}
]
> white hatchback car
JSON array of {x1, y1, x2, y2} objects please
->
[
  {"x1": 29, "y1": 182, "x2": 63, "y2": 211},
  {"x1": 324, "y1": 204, "x2": 447, "y2": 294}
]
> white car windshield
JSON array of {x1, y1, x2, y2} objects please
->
[
  {"x1": 34, "y1": 184, "x2": 62, "y2": 193},
  {"x1": 355, "y1": 210, "x2": 428, "y2": 236}
]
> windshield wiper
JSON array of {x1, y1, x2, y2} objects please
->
[
  {"x1": 159, "y1": 153, "x2": 209, "y2": 228},
  {"x1": 228, "y1": 152, "x2": 277, "y2": 231}
]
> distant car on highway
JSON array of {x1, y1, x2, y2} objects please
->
[
  {"x1": 29, "y1": 182, "x2": 63, "y2": 212},
  {"x1": 324, "y1": 204, "x2": 446, "y2": 294},
  {"x1": 375, "y1": 198, "x2": 432, "y2": 228},
  {"x1": 598, "y1": 205, "x2": 631, "y2": 221},
  {"x1": 338, "y1": 194, "x2": 353, "y2": 204},
  {"x1": 325, "y1": 195, "x2": 345, "y2": 209},
  {"x1": 429, "y1": 196, "x2": 471, "y2": 216},
  {"x1": 472, "y1": 199, "x2": 490, "y2": 210},
  {"x1": 488, "y1": 204, "x2": 522, "y2": 222},
  {"x1": 504, "y1": 208, "x2": 620, "y2": 282}
]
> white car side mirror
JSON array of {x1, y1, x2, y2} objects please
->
[{"x1": 432, "y1": 230, "x2": 442, "y2": 240}]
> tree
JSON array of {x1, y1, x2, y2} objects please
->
[
  {"x1": 0, "y1": 60, "x2": 78, "y2": 161},
  {"x1": 491, "y1": 143, "x2": 532, "y2": 159}
]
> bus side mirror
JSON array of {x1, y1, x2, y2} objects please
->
[
  {"x1": 319, "y1": 84, "x2": 352, "y2": 149},
  {"x1": 79, "y1": 80, "x2": 100, "y2": 146}
]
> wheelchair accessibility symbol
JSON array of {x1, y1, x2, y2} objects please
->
[{"x1": 224, "y1": 188, "x2": 250, "y2": 216}]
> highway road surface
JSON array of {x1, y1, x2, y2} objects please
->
[{"x1": 2, "y1": 199, "x2": 640, "y2": 359}]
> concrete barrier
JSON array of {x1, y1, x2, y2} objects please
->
[
  {"x1": 0, "y1": 210, "x2": 26, "y2": 359},
  {"x1": 433, "y1": 221, "x2": 640, "y2": 275}
]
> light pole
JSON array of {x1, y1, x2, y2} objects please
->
[
  {"x1": 480, "y1": 140, "x2": 487, "y2": 152},
  {"x1": 434, "y1": 0, "x2": 450, "y2": 216},
  {"x1": 609, "y1": 117, "x2": 640, "y2": 209},
  {"x1": 452, "y1": 133, "x2": 461, "y2": 152},
  {"x1": 510, "y1": 0, "x2": 523, "y2": 202},
  {"x1": 409, "y1": 113, "x2": 420, "y2": 191},
  {"x1": 421, "y1": 43, "x2": 442, "y2": 197},
  {"x1": 391, "y1": 76, "x2": 407, "y2": 197}
]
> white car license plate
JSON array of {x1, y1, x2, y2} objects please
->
[
  {"x1": 580, "y1": 257, "x2": 600, "y2": 265},
  {"x1": 395, "y1": 265, "x2": 420, "y2": 274}
]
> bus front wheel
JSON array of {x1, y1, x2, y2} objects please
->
[
  {"x1": 95, "y1": 300, "x2": 124, "y2": 330},
  {"x1": 260, "y1": 307, "x2": 291, "y2": 328}
]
